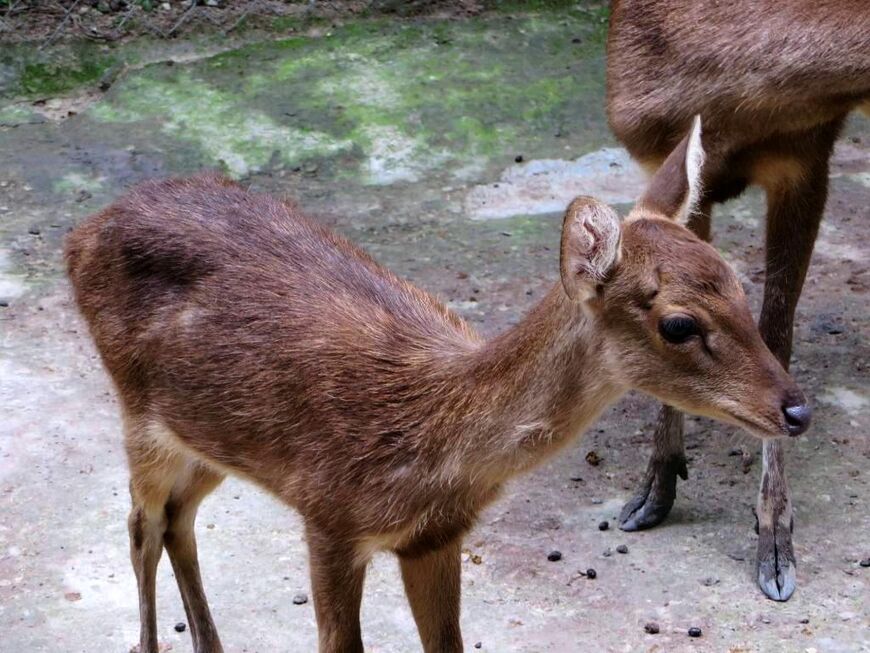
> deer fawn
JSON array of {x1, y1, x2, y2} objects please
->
[
  {"x1": 607, "y1": 0, "x2": 870, "y2": 601},
  {"x1": 66, "y1": 119, "x2": 810, "y2": 653}
]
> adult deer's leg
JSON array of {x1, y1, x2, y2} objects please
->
[
  {"x1": 620, "y1": 202, "x2": 711, "y2": 531},
  {"x1": 754, "y1": 125, "x2": 838, "y2": 601},
  {"x1": 399, "y1": 540, "x2": 463, "y2": 653},
  {"x1": 306, "y1": 525, "x2": 367, "y2": 653},
  {"x1": 163, "y1": 462, "x2": 225, "y2": 652}
]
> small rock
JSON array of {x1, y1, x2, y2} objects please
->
[
  {"x1": 728, "y1": 447, "x2": 743, "y2": 456},
  {"x1": 569, "y1": 474, "x2": 583, "y2": 482},
  {"x1": 799, "y1": 617, "x2": 810, "y2": 624},
  {"x1": 644, "y1": 622, "x2": 660, "y2": 634},
  {"x1": 64, "y1": 591, "x2": 82, "y2": 602},
  {"x1": 514, "y1": 154, "x2": 524, "y2": 163},
  {"x1": 688, "y1": 626, "x2": 702, "y2": 638},
  {"x1": 598, "y1": 520, "x2": 609, "y2": 531},
  {"x1": 859, "y1": 558, "x2": 870, "y2": 567},
  {"x1": 700, "y1": 576, "x2": 719, "y2": 586},
  {"x1": 474, "y1": 643, "x2": 482, "y2": 649},
  {"x1": 0, "y1": 300, "x2": 8, "y2": 308},
  {"x1": 28, "y1": 227, "x2": 41, "y2": 235},
  {"x1": 585, "y1": 450, "x2": 602, "y2": 466},
  {"x1": 585, "y1": 568, "x2": 596, "y2": 579},
  {"x1": 470, "y1": 553, "x2": 482, "y2": 565},
  {"x1": 174, "y1": 622, "x2": 186, "y2": 633},
  {"x1": 616, "y1": 544, "x2": 629, "y2": 554},
  {"x1": 292, "y1": 593, "x2": 308, "y2": 605},
  {"x1": 571, "y1": 37, "x2": 582, "y2": 43},
  {"x1": 590, "y1": 497, "x2": 603, "y2": 505},
  {"x1": 602, "y1": 547, "x2": 613, "y2": 557},
  {"x1": 547, "y1": 550, "x2": 562, "y2": 562}
]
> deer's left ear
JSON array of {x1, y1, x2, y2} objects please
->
[
  {"x1": 635, "y1": 114, "x2": 705, "y2": 225},
  {"x1": 560, "y1": 196, "x2": 622, "y2": 301}
]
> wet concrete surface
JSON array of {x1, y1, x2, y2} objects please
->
[{"x1": 1, "y1": 8, "x2": 868, "y2": 653}]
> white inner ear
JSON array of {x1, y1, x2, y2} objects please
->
[{"x1": 679, "y1": 114, "x2": 705, "y2": 223}]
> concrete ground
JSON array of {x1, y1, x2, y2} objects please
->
[{"x1": 1, "y1": 7, "x2": 868, "y2": 653}]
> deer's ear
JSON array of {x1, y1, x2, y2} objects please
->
[
  {"x1": 560, "y1": 196, "x2": 622, "y2": 301},
  {"x1": 636, "y1": 114, "x2": 705, "y2": 225}
]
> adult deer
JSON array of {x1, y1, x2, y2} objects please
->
[
  {"x1": 607, "y1": 0, "x2": 870, "y2": 601},
  {"x1": 66, "y1": 120, "x2": 809, "y2": 653}
]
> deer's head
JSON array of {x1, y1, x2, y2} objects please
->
[{"x1": 559, "y1": 117, "x2": 810, "y2": 438}]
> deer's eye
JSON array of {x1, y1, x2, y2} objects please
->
[{"x1": 659, "y1": 314, "x2": 699, "y2": 344}]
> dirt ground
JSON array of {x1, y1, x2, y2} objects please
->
[{"x1": 1, "y1": 6, "x2": 868, "y2": 653}]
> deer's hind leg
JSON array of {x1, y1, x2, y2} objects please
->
[
  {"x1": 126, "y1": 421, "x2": 183, "y2": 653},
  {"x1": 126, "y1": 420, "x2": 224, "y2": 653},
  {"x1": 164, "y1": 462, "x2": 225, "y2": 652}
]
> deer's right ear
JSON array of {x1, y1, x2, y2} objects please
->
[
  {"x1": 560, "y1": 196, "x2": 622, "y2": 301},
  {"x1": 635, "y1": 114, "x2": 705, "y2": 225}
]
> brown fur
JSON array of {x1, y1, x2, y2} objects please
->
[
  {"x1": 67, "y1": 126, "x2": 805, "y2": 652},
  {"x1": 607, "y1": 0, "x2": 869, "y2": 601}
]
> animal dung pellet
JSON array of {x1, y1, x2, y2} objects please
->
[{"x1": 547, "y1": 550, "x2": 562, "y2": 562}]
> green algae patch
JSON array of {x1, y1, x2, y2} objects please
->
[
  {"x1": 0, "y1": 104, "x2": 43, "y2": 127},
  {"x1": 90, "y1": 71, "x2": 352, "y2": 177},
  {"x1": 0, "y1": 43, "x2": 119, "y2": 99},
  {"x1": 52, "y1": 171, "x2": 108, "y2": 196},
  {"x1": 84, "y1": 11, "x2": 610, "y2": 185}
]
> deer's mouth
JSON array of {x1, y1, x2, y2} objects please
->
[{"x1": 723, "y1": 411, "x2": 789, "y2": 440}]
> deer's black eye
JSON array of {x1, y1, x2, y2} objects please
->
[{"x1": 659, "y1": 315, "x2": 699, "y2": 344}]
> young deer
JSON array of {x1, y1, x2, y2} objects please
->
[
  {"x1": 66, "y1": 119, "x2": 810, "y2": 653},
  {"x1": 607, "y1": 0, "x2": 869, "y2": 601}
]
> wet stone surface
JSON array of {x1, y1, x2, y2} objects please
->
[{"x1": 1, "y1": 6, "x2": 869, "y2": 653}]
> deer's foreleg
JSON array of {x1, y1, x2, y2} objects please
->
[{"x1": 754, "y1": 123, "x2": 838, "y2": 601}]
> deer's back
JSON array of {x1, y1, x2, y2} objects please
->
[
  {"x1": 66, "y1": 175, "x2": 478, "y2": 498},
  {"x1": 607, "y1": 0, "x2": 870, "y2": 164}
]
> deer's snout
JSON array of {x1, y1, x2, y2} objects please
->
[{"x1": 782, "y1": 397, "x2": 812, "y2": 436}]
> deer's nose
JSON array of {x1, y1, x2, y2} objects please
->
[{"x1": 782, "y1": 401, "x2": 812, "y2": 436}]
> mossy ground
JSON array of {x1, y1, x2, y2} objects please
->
[{"x1": 82, "y1": 13, "x2": 610, "y2": 184}]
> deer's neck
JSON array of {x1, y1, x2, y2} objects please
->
[{"x1": 454, "y1": 285, "x2": 624, "y2": 480}]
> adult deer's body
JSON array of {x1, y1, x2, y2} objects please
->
[
  {"x1": 67, "y1": 122, "x2": 809, "y2": 653},
  {"x1": 607, "y1": 0, "x2": 870, "y2": 601}
]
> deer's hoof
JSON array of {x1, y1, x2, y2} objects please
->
[
  {"x1": 756, "y1": 525, "x2": 797, "y2": 601},
  {"x1": 757, "y1": 556, "x2": 796, "y2": 601},
  {"x1": 618, "y1": 492, "x2": 673, "y2": 531},
  {"x1": 618, "y1": 455, "x2": 686, "y2": 531}
]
